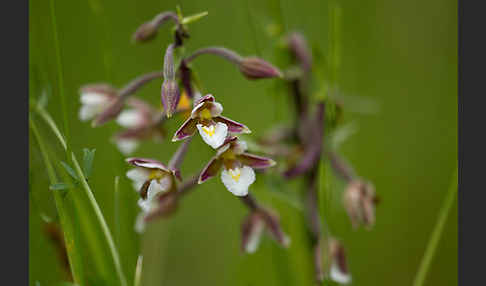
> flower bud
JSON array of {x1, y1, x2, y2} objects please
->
[
  {"x1": 288, "y1": 32, "x2": 312, "y2": 73},
  {"x1": 132, "y1": 22, "x2": 158, "y2": 43},
  {"x1": 161, "y1": 44, "x2": 180, "y2": 117},
  {"x1": 161, "y1": 78, "x2": 180, "y2": 118},
  {"x1": 238, "y1": 57, "x2": 283, "y2": 80},
  {"x1": 343, "y1": 179, "x2": 377, "y2": 229}
]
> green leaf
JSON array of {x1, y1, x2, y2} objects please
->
[
  {"x1": 37, "y1": 85, "x2": 52, "y2": 108},
  {"x1": 181, "y1": 11, "x2": 208, "y2": 25},
  {"x1": 50, "y1": 182, "x2": 69, "y2": 191},
  {"x1": 83, "y1": 148, "x2": 96, "y2": 179},
  {"x1": 61, "y1": 161, "x2": 79, "y2": 181}
]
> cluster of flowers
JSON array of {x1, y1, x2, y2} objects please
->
[{"x1": 78, "y1": 8, "x2": 378, "y2": 285}]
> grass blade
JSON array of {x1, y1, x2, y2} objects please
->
[
  {"x1": 29, "y1": 118, "x2": 85, "y2": 285},
  {"x1": 412, "y1": 167, "x2": 458, "y2": 286}
]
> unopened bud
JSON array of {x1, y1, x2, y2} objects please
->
[
  {"x1": 287, "y1": 32, "x2": 312, "y2": 73},
  {"x1": 161, "y1": 44, "x2": 180, "y2": 117},
  {"x1": 239, "y1": 57, "x2": 283, "y2": 80},
  {"x1": 161, "y1": 79, "x2": 180, "y2": 118},
  {"x1": 132, "y1": 22, "x2": 158, "y2": 43},
  {"x1": 343, "y1": 179, "x2": 377, "y2": 229}
]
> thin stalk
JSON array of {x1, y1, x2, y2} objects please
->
[
  {"x1": 49, "y1": 0, "x2": 70, "y2": 149},
  {"x1": 184, "y1": 47, "x2": 243, "y2": 65},
  {"x1": 134, "y1": 255, "x2": 143, "y2": 286},
  {"x1": 412, "y1": 168, "x2": 458, "y2": 286},
  {"x1": 114, "y1": 176, "x2": 121, "y2": 250},
  {"x1": 70, "y1": 152, "x2": 127, "y2": 286},
  {"x1": 29, "y1": 118, "x2": 85, "y2": 285}
]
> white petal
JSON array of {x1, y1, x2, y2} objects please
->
[
  {"x1": 330, "y1": 263, "x2": 351, "y2": 284},
  {"x1": 146, "y1": 179, "x2": 169, "y2": 200},
  {"x1": 138, "y1": 198, "x2": 153, "y2": 213},
  {"x1": 80, "y1": 92, "x2": 110, "y2": 105},
  {"x1": 197, "y1": 122, "x2": 228, "y2": 149},
  {"x1": 132, "y1": 181, "x2": 144, "y2": 192},
  {"x1": 79, "y1": 104, "x2": 100, "y2": 121},
  {"x1": 126, "y1": 168, "x2": 150, "y2": 184},
  {"x1": 245, "y1": 220, "x2": 264, "y2": 254},
  {"x1": 116, "y1": 109, "x2": 144, "y2": 128},
  {"x1": 135, "y1": 162, "x2": 167, "y2": 170},
  {"x1": 116, "y1": 139, "x2": 139, "y2": 155},
  {"x1": 134, "y1": 213, "x2": 147, "y2": 233},
  {"x1": 221, "y1": 166, "x2": 255, "y2": 196},
  {"x1": 210, "y1": 102, "x2": 223, "y2": 117}
]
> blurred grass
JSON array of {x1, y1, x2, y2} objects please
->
[{"x1": 29, "y1": 0, "x2": 457, "y2": 286}]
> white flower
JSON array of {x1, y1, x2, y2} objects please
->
[
  {"x1": 115, "y1": 138, "x2": 139, "y2": 155},
  {"x1": 196, "y1": 122, "x2": 228, "y2": 149},
  {"x1": 116, "y1": 109, "x2": 145, "y2": 128},
  {"x1": 126, "y1": 167, "x2": 172, "y2": 197},
  {"x1": 330, "y1": 262, "x2": 352, "y2": 284},
  {"x1": 221, "y1": 165, "x2": 255, "y2": 196},
  {"x1": 79, "y1": 92, "x2": 112, "y2": 121}
]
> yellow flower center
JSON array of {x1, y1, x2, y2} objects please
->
[
  {"x1": 229, "y1": 168, "x2": 241, "y2": 182},
  {"x1": 148, "y1": 169, "x2": 165, "y2": 180},
  {"x1": 199, "y1": 108, "x2": 212, "y2": 120},
  {"x1": 177, "y1": 92, "x2": 191, "y2": 111},
  {"x1": 202, "y1": 125, "x2": 215, "y2": 137}
]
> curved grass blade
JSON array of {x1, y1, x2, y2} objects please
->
[{"x1": 30, "y1": 118, "x2": 85, "y2": 285}]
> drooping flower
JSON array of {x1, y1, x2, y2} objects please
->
[
  {"x1": 328, "y1": 238, "x2": 352, "y2": 284},
  {"x1": 198, "y1": 136, "x2": 275, "y2": 196},
  {"x1": 343, "y1": 179, "x2": 377, "y2": 229},
  {"x1": 241, "y1": 209, "x2": 290, "y2": 253},
  {"x1": 172, "y1": 94, "x2": 251, "y2": 149},
  {"x1": 78, "y1": 84, "x2": 118, "y2": 122},
  {"x1": 112, "y1": 98, "x2": 163, "y2": 155},
  {"x1": 125, "y1": 157, "x2": 181, "y2": 232}
]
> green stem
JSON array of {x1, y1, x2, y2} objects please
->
[
  {"x1": 412, "y1": 168, "x2": 458, "y2": 286},
  {"x1": 49, "y1": 0, "x2": 71, "y2": 149}
]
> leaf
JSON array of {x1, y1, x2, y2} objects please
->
[
  {"x1": 329, "y1": 122, "x2": 358, "y2": 150},
  {"x1": 37, "y1": 85, "x2": 52, "y2": 108},
  {"x1": 50, "y1": 182, "x2": 69, "y2": 191},
  {"x1": 181, "y1": 11, "x2": 209, "y2": 25},
  {"x1": 61, "y1": 161, "x2": 79, "y2": 181},
  {"x1": 83, "y1": 148, "x2": 96, "y2": 179}
]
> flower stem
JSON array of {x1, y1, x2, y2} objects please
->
[
  {"x1": 412, "y1": 167, "x2": 457, "y2": 286},
  {"x1": 118, "y1": 71, "x2": 164, "y2": 98},
  {"x1": 169, "y1": 137, "x2": 193, "y2": 170},
  {"x1": 184, "y1": 47, "x2": 243, "y2": 65}
]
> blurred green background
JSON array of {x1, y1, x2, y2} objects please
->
[{"x1": 29, "y1": 0, "x2": 457, "y2": 285}]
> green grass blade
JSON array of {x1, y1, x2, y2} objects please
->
[
  {"x1": 412, "y1": 167, "x2": 458, "y2": 286},
  {"x1": 33, "y1": 107, "x2": 127, "y2": 286},
  {"x1": 48, "y1": 0, "x2": 70, "y2": 148},
  {"x1": 29, "y1": 118, "x2": 85, "y2": 285}
]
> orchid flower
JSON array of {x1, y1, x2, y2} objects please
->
[
  {"x1": 78, "y1": 84, "x2": 118, "y2": 122},
  {"x1": 328, "y1": 239, "x2": 352, "y2": 284},
  {"x1": 241, "y1": 210, "x2": 290, "y2": 253},
  {"x1": 172, "y1": 94, "x2": 250, "y2": 149},
  {"x1": 125, "y1": 157, "x2": 181, "y2": 232},
  {"x1": 198, "y1": 136, "x2": 275, "y2": 196}
]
